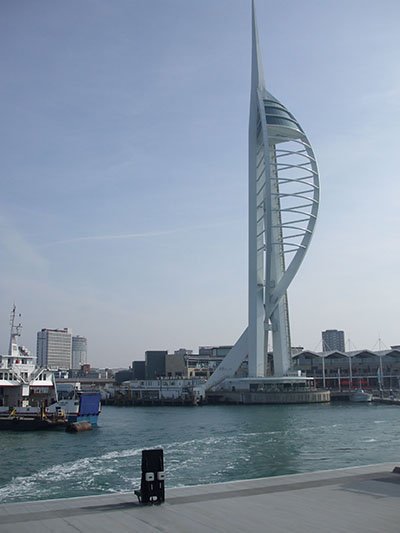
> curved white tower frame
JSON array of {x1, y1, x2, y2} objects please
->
[{"x1": 205, "y1": 1, "x2": 319, "y2": 389}]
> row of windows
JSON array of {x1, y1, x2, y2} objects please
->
[
  {"x1": 40, "y1": 335, "x2": 71, "y2": 339},
  {"x1": 38, "y1": 344, "x2": 71, "y2": 349},
  {"x1": 0, "y1": 372, "x2": 50, "y2": 380},
  {"x1": 264, "y1": 105, "x2": 293, "y2": 118},
  {"x1": 0, "y1": 373, "x2": 15, "y2": 380},
  {"x1": 265, "y1": 114, "x2": 300, "y2": 130}
]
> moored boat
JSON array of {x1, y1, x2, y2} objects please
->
[
  {"x1": 0, "y1": 306, "x2": 63, "y2": 430},
  {"x1": 47, "y1": 389, "x2": 101, "y2": 426},
  {"x1": 0, "y1": 410, "x2": 66, "y2": 431},
  {"x1": 350, "y1": 389, "x2": 373, "y2": 402}
]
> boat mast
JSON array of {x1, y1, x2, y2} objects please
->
[{"x1": 8, "y1": 304, "x2": 21, "y2": 356}]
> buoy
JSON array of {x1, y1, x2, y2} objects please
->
[{"x1": 66, "y1": 421, "x2": 92, "y2": 433}]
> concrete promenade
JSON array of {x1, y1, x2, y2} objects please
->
[{"x1": 0, "y1": 463, "x2": 399, "y2": 532}]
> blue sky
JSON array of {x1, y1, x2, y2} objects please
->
[{"x1": 1, "y1": 0, "x2": 399, "y2": 367}]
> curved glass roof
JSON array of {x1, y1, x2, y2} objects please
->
[{"x1": 263, "y1": 99, "x2": 303, "y2": 133}]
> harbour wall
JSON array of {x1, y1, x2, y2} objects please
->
[{"x1": 206, "y1": 390, "x2": 330, "y2": 404}]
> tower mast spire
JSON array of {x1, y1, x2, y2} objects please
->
[{"x1": 251, "y1": 0, "x2": 265, "y2": 92}]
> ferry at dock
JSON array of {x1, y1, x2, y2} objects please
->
[
  {"x1": 0, "y1": 306, "x2": 63, "y2": 430},
  {"x1": 0, "y1": 306, "x2": 101, "y2": 430}
]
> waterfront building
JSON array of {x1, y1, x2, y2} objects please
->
[
  {"x1": 114, "y1": 378, "x2": 205, "y2": 405},
  {"x1": 206, "y1": 1, "x2": 320, "y2": 390},
  {"x1": 65, "y1": 367, "x2": 109, "y2": 381},
  {"x1": 36, "y1": 328, "x2": 72, "y2": 370},
  {"x1": 114, "y1": 369, "x2": 134, "y2": 384},
  {"x1": 130, "y1": 347, "x2": 236, "y2": 381},
  {"x1": 186, "y1": 352, "x2": 228, "y2": 379},
  {"x1": 71, "y1": 335, "x2": 87, "y2": 369},
  {"x1": 165, "y1": 349, "x2": 194, "y2": 378},
  {"x1": 174, "y1": 348, "x2": 193, "y2": 356},
  {"x1": 322, "y1": 329, "x2": 345, "y2": 352},
  {"x1": 167, "y1": 347, "x2": 236, "y2": 379},
  {"x1": 165, "y1": 352, "x2": 186, "y2": 378},
  {"x1": 172, "y1": 347, "x2": 235, "y2": 379},
  {"x1": 199, "y1": 346, "x2": 232, "y2": 357},
  {"x1": 292, "y1": 348, "x2": 400, "y2": 390},
  {"x1": 145, "y1": 350, "x2": 167, "y2": 379},
  {"x1": 132, "y1": 360, "x2": 145, "y2": 380}
]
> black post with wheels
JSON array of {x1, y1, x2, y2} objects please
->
[{"x1": 135, "y1": 448, "x2": 165, "y2": 505}]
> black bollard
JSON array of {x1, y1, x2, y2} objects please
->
[{"x1": 135, "y1": 448, "x2": 165, "y2": 505}]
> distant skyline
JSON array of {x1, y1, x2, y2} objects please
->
[{"x1": 1, "y1": 1, "x2": 399, "y2": 367}]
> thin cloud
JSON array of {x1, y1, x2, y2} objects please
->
[{"x1": 39, "y1": 222, "x2": 233, "y2": 248}]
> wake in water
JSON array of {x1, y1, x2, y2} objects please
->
[
  {"x1": 0, "y1": 432, "x2": 279, "y2": 503},
  {"x1": 0, "y1": 447, "x2": 142, "y2": 503},
  {"x1": 1, "y1": 404, "x2": 399, "y2": 504}
]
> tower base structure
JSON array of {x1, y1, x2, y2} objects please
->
[{"x1": 206, "y1": 376, "x2": 330, "y2": 404}]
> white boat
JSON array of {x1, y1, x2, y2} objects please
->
[
  {"x1": 0, "y1": 306, "x2": 62, "y2": 430},
  {"x1": 350, "y1": 389, "x2": 373, "y2": 402}
]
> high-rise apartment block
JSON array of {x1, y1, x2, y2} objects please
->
[
  {"x1": 322, "y1": 330, "x2": 345, "y2": 352},
  {"x1": 37, "y1": 328, "x2": 72, "y2": 369},
  {"x1": 72, "y1": 335, "x2": 87, "y2": 369}
]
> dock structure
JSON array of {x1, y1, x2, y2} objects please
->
[{"x1": 1, "y1": 463, "x2": 399, "y2": 532}]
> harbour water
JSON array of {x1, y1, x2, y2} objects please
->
[{"x1": 1, "y1": 403, "x2": 400, "y2": 504}]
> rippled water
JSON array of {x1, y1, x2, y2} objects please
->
[{"x1": 1, "y1": 403, "x2": 400, "y2": 503}]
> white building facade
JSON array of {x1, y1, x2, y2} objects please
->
[{"x1": 37, "y1": 328, "x2": 72, "y2": 370}]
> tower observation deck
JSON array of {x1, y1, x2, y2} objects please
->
[{"x1": 205, "y1": 1, "x2": 320, "y2": 390}]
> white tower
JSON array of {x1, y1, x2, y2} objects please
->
[{"x1": 206, "y1": 1, "x2": 319, "y2": 389}]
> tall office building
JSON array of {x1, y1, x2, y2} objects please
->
[
  {"x1": 37, "y1": 328, "x2": 72, "y2": 369},
  {"x1": 322, "y1": 330, "x2": 345, "y2": 352},
  {"x1": 72, "y1": 335, "x2": 87, "y2": 369}
]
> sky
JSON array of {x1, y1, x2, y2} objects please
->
[{"x1": 1, "y1": 0, "x2": 399, "y2": 367}]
